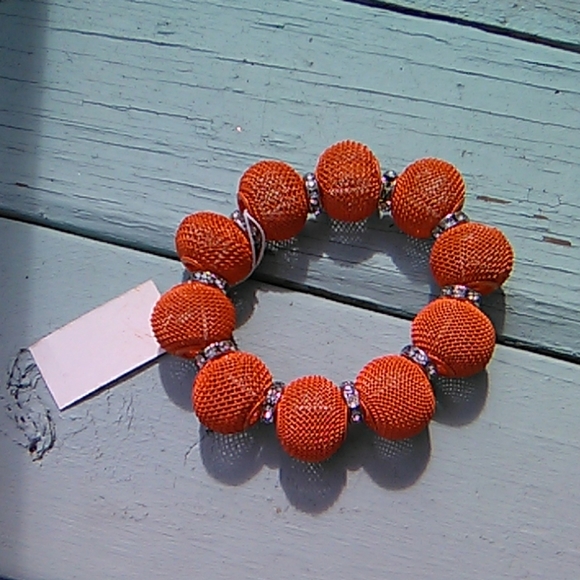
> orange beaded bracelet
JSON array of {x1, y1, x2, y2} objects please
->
[{"x1": 151, "y1": 140, "x2": 514, "y2": 464}]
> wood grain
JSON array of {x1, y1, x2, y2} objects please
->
[
  {"x1": 0, "y1": 0, "x2": 579, "y2": 360},
  {"x1": 346, "y1": 0, "x2": 580, "y2": 52},
  {"x1": 1, "y1": 218, "x2": 579, "y2": 580}
]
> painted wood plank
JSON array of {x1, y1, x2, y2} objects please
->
[
  {"x1": 0, "y1": 0, "x2": 579, "y2": 360},
  {"x1": 1, "y1": 217, "x2": 579, "y2": 580},
  {"x1": 348, "y1": 0, "x2": 580, "y2": 52}
]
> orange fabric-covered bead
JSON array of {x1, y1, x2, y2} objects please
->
[
  {"x1": 175, "y1": 211, "x2": 253, "y2": 286},
  {"x1": 276, "y1": 376, "x2": 348, "y2": 463},
  {"x1": 391, "y1": 158, "x2": 465, "y2": 238},
  {"x1": 193, "y1": 351, "x2": 272, "y2": 434},
  {"x1": 150, "y1": 282, "x2": 236, "y2": 358},
  {"x1": 315, "y1": 140, "x2": 382, "y2": 222},
  {"x1": 412, "y1": 298, "x2": 495, "y2": 377},
  {"x1": 355, "y1": 355, "x2": 435, "y2": 440},
  {"x1": 430, "y1": 222, "x2": 514, "y2": 294},
  {"x1": 238, "y1": 160, "x2": 308, "y2": 241}
]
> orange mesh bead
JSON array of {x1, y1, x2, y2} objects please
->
[
  {"x1": 411, "y1": 298, "x2": 495, "y2": 378},
  {"x1": 193, "y1": 351, "x2": 272, "y2": 434},
  {"x1": 238, "y1": 160, "x2": 308, "y2": 241},
  {"x1": 430, "y1": 222, "x2": 514, "y2": 294},
  {"x1": 175, "y1": 211, "x2": 253, "y2": 285},
  {"x1": 315, "y1": 140, "x2": 382, "y2": 222},
  {"x1": 355, "y1": 355, "x2": 435, "y2": 440},
  {"x1": 391, "y1": 158, "x2": 465, "y2": 238},
  {"x1": 150, "y1": 282, "x2": 235, "y2": 358},
  {"x1": 276, "y1": 376, "x2": 348, "y2": 463}
]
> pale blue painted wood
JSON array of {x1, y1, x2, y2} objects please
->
[
  {"x1": 0, "y1": 0, "x2": 579, "y2": 361},
  {"x1": 1, "y1": 218, "x2": 579, "y2": 580},
  {"x1": 352, "y1": 0, "x2": 580, "y2": 51}
]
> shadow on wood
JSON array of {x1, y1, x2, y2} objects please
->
[{"x1": 198, "y1": 422, "x2": 432, "y2": 513}]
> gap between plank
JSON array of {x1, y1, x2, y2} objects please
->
[
  {"x1": 3, "y1": 211, "x2": 579, "y2": 367},
  {"x1": 342, "y1": 0, "x2": 580, "y2": 55}
]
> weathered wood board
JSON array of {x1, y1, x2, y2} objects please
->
[
  {"x1": 1, "y1": 217, "x2": 579, "y2": 580},
  {"x1": 0, "y1": 0, "x2": 579, "y2": 361},
  {"x1": 349, "y1": 0, "x2": 580, "y2": 51}
]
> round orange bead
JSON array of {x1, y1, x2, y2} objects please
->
[
  {"x1": 238, "y1": 160, "x2": 308, "y2": 241},
  {"x1": 193, "y1": 352, "x2": 272, "y2": 434},
  {"x1": 175, "y1": 211, "x2": 253, "y2": 286},
  {"x1": 411, "y1": 298, "x2": 495, "y2": 377},
  {"x1": 391, "y1": 158, "x2": 465, "y2": 238},
  {"x1": 355, "y1": 355, "x2": 435, "y2": 440},
  {"x1": 430, "y1": 222, "x2": 514, "y2": 294},
  {"x1": 315, "y1": 140, "x2": 382, "y2": 222},
  {"x1": 276, "y1": 376, "x2": 348, "y2": 463},
  {"x1": 150, "y1": 282, "x2": 236, "y2": 358}
]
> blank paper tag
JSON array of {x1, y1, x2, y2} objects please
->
[{"x1": 30, "y1": 280, "x2": 163, "y2": 410}]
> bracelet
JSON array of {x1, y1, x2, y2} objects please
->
[{"x1": 151, "y1": 140, "x2": 514, "y2": 463}]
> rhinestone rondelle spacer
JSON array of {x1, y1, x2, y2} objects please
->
[
  {"x1": 190, "y1": 270, "x2": 228, "y2": 294},
  {"x1": 339, "y1": 380, "x2": 363, "y2": 423},
  {"x1": 378, "y1": 169, "x2": 397, "y2": 215},
  {"x1": 441, "y1": 284, "x2": 482, "y2": 307},
  {"x1": 401, "y1": 344, "x2": 438, "y2": 380},
  {"x1": 193, "y1": 339, "x2": 238, "y2": 371},
  {"x1": 304, "y1": 172, "x2": 321, "y2": 216},
  {"x1": 261, "y1": 380, "x2": 285, "y2": 424},
  {"x1": 432, "y1": 210, "x2": 470, "y2": 239}
]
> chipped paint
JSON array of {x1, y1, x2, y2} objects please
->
[
  {"x1": 2, "y1": 349, "x2": 55, "y2": 460},
  {"x1": 542, "y1": 235, "x2": 572, "y2": 247},
  {"x1": 476, "y1": 195, "x2": 511, "y2": 204}
]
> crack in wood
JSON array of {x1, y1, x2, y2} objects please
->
[
  {"x1": 476, "y1": 195, "x2": 511, "y2": 204},
  {"x1": 542, "y1": 235, "x2": 572, "y2": 247},
  {"x1": 341, "y1": 0, "x2": 580, "y2": 54}
]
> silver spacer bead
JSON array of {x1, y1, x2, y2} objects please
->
[
  {"x1": 190, "y1": 271, "x2": 228, "y2": 294},
  {"x1": 378, "y1": 170, "x2": 398, "y2": 216},
  {"x1": 339, "y1": 381, "x2": 363, "y2": 423},
  {"x1": 261, "y1": 381, "x2": 285, "y2": 424},
  {"x1": 440, "y1": 285, "x2": 482, "y2": 307},
  {"x1": 432, "y1": 210, "x2": 470, "y2": 239},
  {"x1": 304, "y1": 172, "x2": 321, "y2": 217},
  {"x1": 401, "y1": 345, "x2": 438, "y2": 381},
  {"x1": 231, "y1": 208, "x2": 266, "y2": 272},
  {"x1": 193, "y1": 339, "x2": 237, "y2": 372}
]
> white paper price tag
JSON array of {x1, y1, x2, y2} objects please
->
[{"x1": 30, "y1": 280, "x2": 163, "y2": 409}]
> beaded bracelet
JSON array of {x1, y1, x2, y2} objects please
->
[{"x1": 151, "y1": 141, "x2": 514, "y2": 464}]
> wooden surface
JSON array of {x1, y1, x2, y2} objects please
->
[
  {"x1": 1, "y1": 0, "x2": 580, "y2": 578},
  {"x1": 1, "y1": 0, "x2": 579, "y2": 360},
  {"x1": 348, "y1": 0, "x2": 580, "y2": 50},
  {"x1": 1, "y1": 217, "x2": 579, "y2": 580}
]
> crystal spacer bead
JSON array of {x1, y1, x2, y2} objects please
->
[
  {"x1": 190, "y1": 270, "x2": 228, "y2": 294},
  {"x1": 261, "y1": 380, "x2": 285, "y2": 424},
  {"x1": 401, "y1": 344, "x2": 438, "y2": 380},
  {"x1": 378, "y1": 169, "x2": 397, "y2": 215},
  {"x1": 432, "y1": 210, "x2": 469, "y2": 239},
  {"x1": 193, "y1": 339, "x2": 238, "y2": 371},
  {"x1": 304, "y1": 172, "x2": 321, "y2": 217},
  {"x1": 339, "y1": 380, "x2": 363, "y2": 423},
  {"x1": 440, "y1": 285, "x2": 482, "y2": 307}
]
